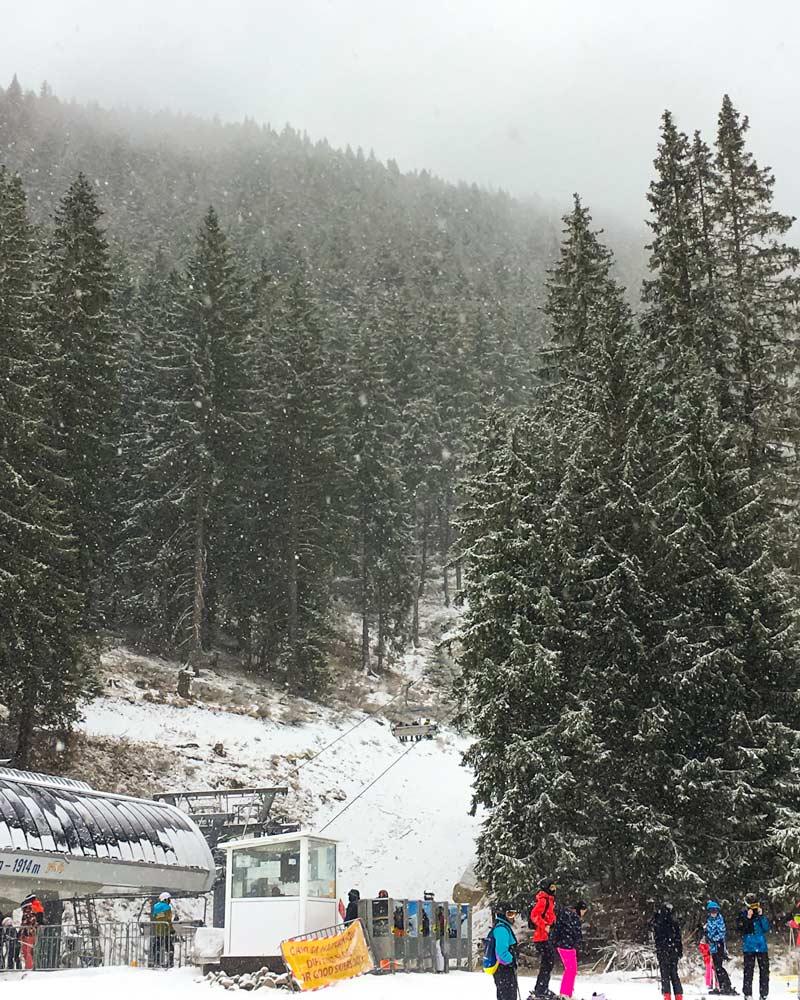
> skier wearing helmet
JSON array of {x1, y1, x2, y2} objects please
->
[
  {"x1": 151, "y1": 891, "x2": 175, "y2": 968},
  {"x1": 736, "y1": 893, "x2": 770, "y2": 1000},
  {"x1": 484, "y1": 902, "x2": 518, "y2": 1000},
  {"x1": 705, "y1": 901, "x2": 736, "y2": 995}
]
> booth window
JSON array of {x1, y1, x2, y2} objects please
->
[
  {"x1": 231, "y1": 841, "x2": 301, "y2": 898},
  {"x1": 307, "y1": 839, "x2": 336, "y2": 898}
]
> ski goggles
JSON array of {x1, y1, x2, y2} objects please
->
[{"x1": 505, "y1": 910, "x2": 518, "y2": 918}]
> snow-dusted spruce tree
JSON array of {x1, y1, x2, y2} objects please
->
[
  {"x1": 712, "y1": 95, "x2": 800, "y2": 484},
  {"x1": 639, "y1": 100, "x2": 800, "y2": 901},
  {"x1": 459, "y1": 198, "x2": 654, "y2": 899},
  {"x1": 339, "y1": 295, "x2": 415, "y2": 673},
  {"x1": 123, "y1": 207, "x2": 256, "y2": 655},
  {"x1": 0, "y1": 169, "x2": 96, "y2": 765},
  {"x1": 245, "y1": 261, "x2": 340, "y2": 694},
  {"x1": 457, "y1": 406, "x2": 586, "y2": 896},
  {"x1": 117, "y1": 259, "x2": 185, "y2": 643},
  {"x1": 43, "y1": 173, "x2": 118, "y2": 625}
]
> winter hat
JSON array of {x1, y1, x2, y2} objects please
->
[
  {"x1": 20, "y1": 893, "x2": 37, "y2": 907},
  {"x1": 159, "y1": 891, "x2": 171, "y2": 902},
  {"x1": 540, "y1": 879, "x2": 556, "y2": 892},
  {"x1": 744, "y1": 893, "x2": 758, "y2": 905},
  {"x1": 1, "y1": 917, "x2": 12, "y2": 927},
  {"x1": 348, "y1": 889, "x2": 360, "y2": 902},
  {"x1": 574, "y1": 900, "x2": 588, "y2": 912},
  {"x1": 707, "y1": 900, "x2": 721, "y2": 911},
  {"x1": 495, "y1": 900, "x2": 515, "y2": 918}
]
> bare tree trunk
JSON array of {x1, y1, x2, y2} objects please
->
[
  {"x1": 377, "y1": 586, "x2": 385, "y2": 672},
  {"x1": 360, "y1": 532, "x2": 370, "y2": 674},
  {"x1": 412, "y1": 500, "x2": 430, "y2": 647},
  {"x1": 287, "y1": 503, "x2": 299, "y2": 676},
  {"x1": 441, "y1": 487, "x2": 451, "y2": 607},
  {"x1": 14, "y1": 681, "x2": 37, "y2": 767},
  {"x1": 192, "y1": 479, "x2": 206, "y2": 659},
  {"x1": 287, "y1": 552, "x2": 298, "y2": 670},
  {"x1": 455, "y1": 557, "x2": 462, "y2": 592}
]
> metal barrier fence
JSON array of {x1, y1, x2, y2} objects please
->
[
  {"x1": 0, "y1": 922, "x2": 198, "y2": 972},
  {"x1": 356, "y1": 898, "x2": 472, "y2": 973},
  {"x1": 287, "y1": 923, "x2": 348, "y2": 944}
]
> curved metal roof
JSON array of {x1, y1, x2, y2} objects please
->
[{"x1": 0, "y1": 769, "x2": 213, "y2": 875}]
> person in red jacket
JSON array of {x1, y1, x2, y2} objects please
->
[
  {"x1": 19, "y1": 894, "x2": 43, "y2": 970},
  {"x1": 529, "y1": 880, "x2": 558, "y2": 999}
]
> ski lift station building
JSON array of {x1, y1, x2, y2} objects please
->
[
  {"x1": 0, "y1": 768, "x2": 215, "y2": 909},
  {"x1": 221, "y1": 832, "x2": 339, "y2": 959}
]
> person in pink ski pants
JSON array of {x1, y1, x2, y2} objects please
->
[{"x1": 552, "y1": 901, "x2": 588, "y2": 998}]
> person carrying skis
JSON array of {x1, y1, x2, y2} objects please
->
[
  {"x1": 530, "y1": 879, "x2": 558, "y2": 999},
  {"x1": 736, "y1": 893, "x2": 770, "y2": 1000},
  {"x1": 484, "y1": 902, "x2": 519, "y2": 1000},
  {"x1": 553, "y1": 900, "x2": 587, "y2": 999},
  {"x1": 650, "y1": 902, "x2": 683, "y2": 1000},
  {"x1": 706, "y1": 901, "x2": 736, "y2": 995}
]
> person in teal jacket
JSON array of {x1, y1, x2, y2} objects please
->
[
  {"x1": 151, "y1": 891, "x2": 175, "y2": 968},
  {"x1": 736, "y1": 894, "x2": 770, "y2": 1000},
  {"x1": 488, "y1": 902, "x2": 518, "y2": 1000}
]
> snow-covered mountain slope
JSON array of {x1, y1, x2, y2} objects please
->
[
  {"x1": 70, "y1": 595, "x2": 479, "y2": 899},
  {"x1": 80, "y1": 692, "x2": 479, "y2": 898}
]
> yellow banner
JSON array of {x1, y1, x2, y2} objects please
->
[{"x1": 281, "y1": 920, "x2": 374, "y2": 991}]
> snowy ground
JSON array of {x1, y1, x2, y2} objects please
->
[{"x1": 2, "y1": 966, "x2": 798, "y2": 1000}]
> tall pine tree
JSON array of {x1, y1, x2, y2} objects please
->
[
  {"x1": 0, "y1": 168, "x2": 96, "y2": 764},
  {"x1": 43, "y1": 173, "x2": 118, "y2": 624},
  {"x1": 123, "y1": 207, "x2": 255, "y2": 655}
]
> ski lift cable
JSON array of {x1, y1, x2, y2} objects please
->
[
  {"x1": 290, "y1": 682, "x2": 415, "y2": 776},
  {"x1": 316, "y1": 707, "x2": 458, "y2": 834}
]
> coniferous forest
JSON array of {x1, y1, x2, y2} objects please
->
[
  {"x1": 2, "y1": 75, "x2": 800, "y2": 910},
  {"x1": 0, "y1": 77, "x2": 554, "y2": 764}
]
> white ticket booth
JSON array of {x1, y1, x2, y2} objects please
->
[{"x1": 222, "y1": 832, "x2": 339, "y2": 959}]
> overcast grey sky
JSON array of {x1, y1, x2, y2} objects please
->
[{"x1": 2, "y1": 0, "x2": 799, "y2": 225}]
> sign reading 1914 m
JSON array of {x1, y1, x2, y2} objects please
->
[{"x1": 0, "y1": 855, "x2": 66, "y2": 878}]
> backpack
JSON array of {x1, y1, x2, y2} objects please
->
[{"x1": 483, "y1": 929, "x2": 499, "y2": 975}]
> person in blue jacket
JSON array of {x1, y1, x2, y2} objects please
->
[
  {"x1": 486, "y1": 902, "x2": 518, "y2": 1000},
  {"x1": 736, "y1": 894, "x2": 770, "y2": 1000},
  {"x1": 151, "y1": 891, "x2": 176, "y2": 968},
  {"x1": 706, "y1": 901, "x2": 736, "y2": 995}
]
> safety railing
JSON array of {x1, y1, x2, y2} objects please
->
[{"x1": 0, "y1": 921, "x2": 198, "y2": 972}]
